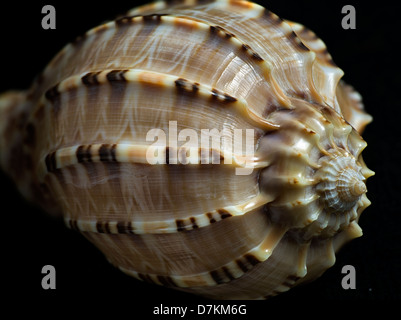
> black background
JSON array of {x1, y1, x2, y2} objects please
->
[{"x1": 0, "y1": 0, "x2": 399, "y2": 316}]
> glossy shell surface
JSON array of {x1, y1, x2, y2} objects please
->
[{"x1": 0, "y1": 0, "x2": 373, "y2": 299}]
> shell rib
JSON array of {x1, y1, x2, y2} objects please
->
[{"x1": 0, "y1": 0, "x2": 373, "y2": 300}]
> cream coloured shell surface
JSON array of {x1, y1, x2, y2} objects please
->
[{"x1": 0, "y1": 0, "x2": 373, "y2": 299}]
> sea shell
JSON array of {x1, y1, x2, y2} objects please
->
[{"x1": 0, "y1": 0, "x2": 373, "y2": 299}]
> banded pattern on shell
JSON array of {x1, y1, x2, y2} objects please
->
[{"x1": 0, "y1": 0, "x2": 373, "y2": 299}]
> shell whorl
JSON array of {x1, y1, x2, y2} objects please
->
[{"x1": 316, "y1": 151, "x2": 366, "y2": 212}]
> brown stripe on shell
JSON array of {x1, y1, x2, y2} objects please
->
[
  {"x1": 210, "y1": 88, "x2": 237, "y2": 103},
  {"x1": 241, "y1": 43, "x2": 251, "y2": 51},
  {"x1": 235, "y1": 258, "x2": 249, "y2": 273},
  {"x1": 157, "y1": 275, "x2": 177, "y2": 287},
  {"x1": 44, "y1": 84, "x2": 60, "y2": 102},
  {"x1": 98, "y1": 144, "x2": 118, "y2": 162},
  {"x1": 116, "y1": 245, "x2": 273, "y2": 288},
  {"x1": 116, "y1": 221, "x2": 127, "y2": 234},
  {"x1": 251, "y1": 51, "x2": 264, "y2": 62},
  {"x1": 45, "y1": 151, "x2": 57, "y2": 172},
  {"x1": 104, "y1": 222, "x2": 112, "y2": 233},
  {"x1": 192, "y1": 83, "x2": 200, "y2": 94},
  {"x1": 142, "y1": 13, "x2": 166, "y2": 23},
  {"x1": 175, "y1": 217, "x2": 199, "y2": 232},
  {"x1": 217, "y1": 209, "x2": 232, "y2": 219},
  {"x1": 45, "y1": 144, "x2": 119, "y2": 175},
  {"x1": 44, "y1": 142, "x2": 243, "y2": 171},
  {"x1": 64, "y1": 216, "x2": 252, "y2": 234},
  {"x1": 174, "y1": 78, "x2": 200, "y2": 96},
  {"x1": 211, "y1": 88, "x2": 219, "y2": 100},
  {"x1": 98, "y1": 144, "x2": 112, "y2": 162},
  {"x1": 244, "y1": 253, "x2": 261, "y2": 266},
  {"x1": 76, "y1": 145, "x2": 92, "y2": 163},
  {"x1": 110, "y1": 144, "x2": 117, "y2": 162},
  {"x1": 115, "y1": 16, "x2": 134, "y2": 26},
  {"x1": 175, "y1": 219, "x2": 186, "y2": 232},
  {"x1": 206, "y1": 212, "x2": 216, "y2": 224},
  {"x1": 261, "y1": 9, "x2": 284, "y2": 26},
  {"x1": 106, "y1": 69, "x2": 128, "y2": 82},
  {"x1": 234, "y1": 254, "x2": 261, "y2": 274},
  {"x1": 240, "y1": 43, "x2": 264, "y2": 62},
  {"x1": 175, "y1": 217, "x2": 199, "y2": 231},
  {"x1": 209, "y1": 24, "x2": 265, "y2": 63},
  {"x1": 210, "y1": 270, "x2": 225, "y2": 285},
  {"x1": 138, "y1": 273, "x2": 156, "y2": 284},
  {"x1": 128, "y1": 222, "x2": 136, "y2": 234},
  {"x1": 287, "y1": 31, "x2": 310, "y2": 52},
  {"x1": 209, "y1": 25, "x2": 220, "y2": 34},
  {"x1": 223, "y1": 93, "x2": 237, "y2": 103},
  {"x1": 221, "y1": 266, "x2": 235, "y2": 281},
  {"x1": 117, "y1": 221, "x2": 134, "y2": 234},
  {"x1": 189, "y1": 217, "x2": 199, "y2": 229},
  {"x1": 209, "y1": 25, "x2": 235, "y2": 40},
  {"x1": 81, "y1": 71, "x2": 101, "y2": 86},
  {"x1": 68, "y1": 219, "x2": 79, "y2": 231},
  {"x1": 96, "y1": 221, "x2": 106, "y2": 233},
  {"x1": 165, "y1": 146, "x2": 171, "y2": 165},
  {"x1": 44, "y1": 84, "x2": 62, "y2": 114}
]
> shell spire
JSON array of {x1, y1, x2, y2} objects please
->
[
  {"x1": 316, "y1": 151, "x2": 367, "y2": 213},
  {"x1": 350, "y1": 180, "x2": 367, "y2": 197}
]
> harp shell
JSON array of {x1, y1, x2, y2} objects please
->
[{"x1": 0, "y1": 0, "x2": 373, "y2": 299}]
